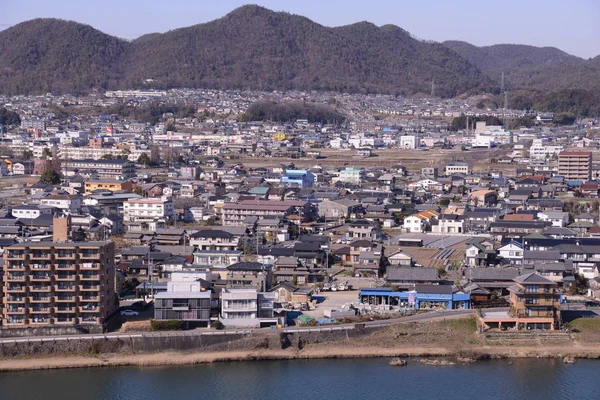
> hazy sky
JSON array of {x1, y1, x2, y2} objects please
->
[{"x1": 3, "y1": 0, "x2": 600, "y2": 58}]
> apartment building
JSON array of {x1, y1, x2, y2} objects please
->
[
  {"x1": 3, "y1": 241, "x2": 117, "y2": 326},
  {"x1": 123, "y1": 196, "x2": 175, "y2": 226},
  {"x1": 61, "y1": 159, "x2": 136, "y2": 180},
  {"x1": 558, "y1": 151, "x2": 592, "y2": 181},
  {"x1": 84, "y1": 180, "x2": 134, "y2": 195},
  {"x1": 154, "y1": 272, "x2": 212, "y2": 327},
  {"x1": 445, "y1": 162, "x2": 470, "y2": 175},
  {"x1": 221, "y1": 200, "x2": 309, "y2": 226},
  {"x1": 39, "y1": 194, "x2": 82, "y2": 211}
]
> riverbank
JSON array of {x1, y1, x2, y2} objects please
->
[
  {"x1": 3, "y1": 344, "x2": 600, "y2": 372},
  {"x1": 2, "y1": 317, "x2": 600, "y2": 372}
]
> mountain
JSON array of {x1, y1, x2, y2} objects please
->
[
  {"x1": 122, "y1": 5, "x2": 494, "y2": 97},
  {"x1": 0, "y1": 6, "x2": 493, "y2": 97},
  {"x1": 443, "y1": 41, "x2": 600, "y2": 91},
  {"x1": 0, "y1": 19, "x2": 128, "y2": 94},
  {"x1": 0, "y1": 6, "x2": 598, "y2": 97}
]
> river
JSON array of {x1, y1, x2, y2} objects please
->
[{"x1": 0, "y1": 358, "x2": 598, "y2": 400}]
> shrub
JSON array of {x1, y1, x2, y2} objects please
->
[
  {"x1": 150, "y1": 320, "x2": 185, "y2": 331},
  {"x1": 211, "y1": 320, "x2": 225, "y2": 330}
]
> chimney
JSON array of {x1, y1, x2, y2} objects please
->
[{"x1": 53, "y1": 214, "x2": 71, "y2": 242}]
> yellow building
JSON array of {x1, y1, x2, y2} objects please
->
[{"x1": 84, "y1": 180, "x2": 133, "y2": 194}]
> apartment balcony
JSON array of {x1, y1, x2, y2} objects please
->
[
  {"x1": 55, "y1": 295, "x2": 77, "y2": 302},
  {"x1": 80, "y1": 262, "x2": 102, "y2": 270},
  {"x1": 55, "y1": 263, "x2": 78, "y2": 271},
  {"x1": 30, "y1": 252, "x2": 52, "y2": 261},
  {"x1": 80, "y1": 295, "x2": 101, "y2": 302},
  {"x1": 80, "y1": 304, "x2": 102, "y2": 313},
  {"x1": 5, "y1": 318, "x2": 27, "y2": 325},
  {"x1": 6, "y1": 285, "x2": 27, "y2": 293},
  {"x1": 6, "y1": 252, "x2": 27, "y2": 260},
  {"x1": 30, "y1": 263, "x2": 52, "y2": 271},
  {"x1": 6, "y1": 295, "x2": 27, "y2": 304},
  {"x1": 30, "y1": 285, "x2": 52, "y2": 293},
  {"x1": 80, "y1": 274, "x2": 100, "y2": 281},
  {"x1": 54, "y1": 315, "x2": 78, "y2": 324},
  {"x1": 55, "y1": 306, "x2": 78, "y2": 313},
  {"x1": 6, "y1": 274, "x2": 27, "y2": 282},
  {"x1": 6, "y1": 263, "x2": 27, "y2": 271},
  {"x1": 29, "y1": 316, "x2": 51, "y2": 324},
  {"x1": 80, "y1": 285, "x2": 100, "y2": 292},
  {"x1": 54, "y1": 284, "x2": 77, "y2": 292},
  {"x1": 29, "y1": 296, "x2": 52, "y2": 303},
  {"x1": 6, "y1": 306, "x2": 27, "y2": 314},
  {"x1": 30, "y1": 273, "x2": 52, "y2": 282},
  {"x1": 221, "y1": 305, "x2": 257, "y2": 312},
  {"x1": 30, "y1": 306, "x2": 53, "y2": 314},
  {"x1": 80, "y1": 252, "x2": 101, "y2": 260},
  {"x1": 55, "y1": 252, "x2": 76, "y2": 260},
  {"x1": 55, "y1": 274, "x2": 78, "y2": 282}
]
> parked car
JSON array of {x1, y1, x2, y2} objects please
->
[{"x1": 120, "y1": 310, "x2": 139, "y2": 316}]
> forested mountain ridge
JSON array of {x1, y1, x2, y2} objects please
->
[{"x1": 0, "y1": 5, "x2": 598, "y2": 98}]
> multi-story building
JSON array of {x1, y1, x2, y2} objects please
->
[
  {"x1": 281, "y1": 170, "x2": 315, "y2": 188},
  {"x1": 445, "y1": 162, "x2": 470, "y2": 175},
  {"x1": 219, "y1": 288, "x2": 277, "y2": 327},
  {"x1": 154, "y1": 272, "x2": 213, "y2": 327},
  {"x1": 84, "y1": 180, "x2": 134, "y2": 195},
  {"x1": 61, "y1": 159, "x2": 136, "y2": 180},
  {"x1": 189, "y1": 230, "x2": 239, "y2": 251},
  {"x1": 123, "y1": 196, "x2": 175, "y2": 228},
  {"x1": 2, "y1": 241, "x2": 117, "y2": 326},
  {"x1": 558, "y1": 151, "x2": 592, "y2": 181},
  {"x1": 221, "y1": 200, "x2": 310, "y2": 226}
]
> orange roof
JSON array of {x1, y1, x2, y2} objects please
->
[{"x1": 503, "y1": 214, "x2": 534, "y2": 221}]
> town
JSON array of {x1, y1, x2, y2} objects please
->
[{"x1": 0, "y1": 88, "x2": 599, "y2": 337}]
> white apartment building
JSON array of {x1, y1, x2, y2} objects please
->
[
  {"x1": 123, "y1": 196, "x2": 174, "y2": 223},
  {"x1": 220, "y1": 288, "x2": 277, "y2": 328},
  {"x1": 445, "y1": 162, "x2": 470, "y2": 175},
  {"x1": 335, "y1": 168, "x2": 362, "y2": 185},
  {"x1": 529, "y1": 139, "x2": 564, "y2": 160},
  {"x1": 39, "y1": 195, "x2": 82, "y2": 211},
  {"x1": 11, "y1": 205, "x2": 54, "y2": 219}
]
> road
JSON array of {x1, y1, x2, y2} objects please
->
[{"x1": 0, "y1": 309, "x2": 473, "y2": 344}]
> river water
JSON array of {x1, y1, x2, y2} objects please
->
[{"x1": 0, "y1": 358, "x2": 597, "y2": 400}]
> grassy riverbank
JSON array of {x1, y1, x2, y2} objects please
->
[{"x1": 2, "y1": 317, "x2": 600, "y2": 372}]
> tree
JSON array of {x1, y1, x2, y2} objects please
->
[
  {"x1": 137, "y1": 153, "x2": 151, "y2": 166},
  {"x1": 22, "y1": 150, "x2": 34, "y2": 160},
  {"x1": 40, "y1": 169, "x2": 61, "y2": 184},
  {"x1": 41, "y1": 147, "x2": 53, "y2": 160},
  {"x1": 553, "y1": 112, "x2": 576, "y2": 126},
  {"x1": 0, "y1": 107, "x2": 21, "y2": 127},
  {"x1": 101, "y1": 153, "x2": 114, "y2": 160},
  {"x1": 133, "y1": 186, "x2": 143, "y2": 196}
]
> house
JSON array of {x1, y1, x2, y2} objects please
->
[
  {"x1": 431, "y1": 214, "x2": 465, "y2": 234},
  {"x1": 189, "y1": 229, "x2": 238, "y2": 251},
  {"x1": 387, "y1": 250, "x2": 413, "y2": 266},
  {"x1": 479, "y1": 273, "x2": 561, "y2": 330},
  {"x1": 538, "y1": 211, "x2": 569, "y2": 228},
  {"x1": 498, "y1": 241, "x2": 524, "y2": 265},
  {"x1": 154, "y1": 272, "x2": 213, "y2": 328},
  {"x1": 269, "y1": 281, "x2": 312, "y2": 305},
  {"x1": 386, "y1": 267, "x2": 441, "y2": 286},
  {"x1": 220, "y1": 288, "x2": 278, "y2": 328},
  {"x1": 281, "y1": 170, "x2": 315, "y2": 188},
  {"x1": 347, "y1": 220, "x2": 378, "y2": 240},
  {"x1": 318, "y1": 198, "x2": 362, "y2": 220},
  {"x1": 403, "y1": 210, "x2": 440, "y2": 233},
  {"x1": 470, "y1": 190, "x2": 497, "y2": 206},
  {"x1": 84, "y1": 180, "x2": 134, "y2": 195}
]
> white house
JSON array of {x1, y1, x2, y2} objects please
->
[
  {"x1": 498, "y1": 241, "x2": 524, "y2": 265},
  {"x1": 11, "y1": 205, "x2": 54, "y2": 219},
  {"x1": 39, "y1": 194, "x2": 82, "y2": 212},
  {"x1": 538, "y1": 211, "x2": 569, "y2": 228},
  {"x1": 387, "y1": 250, "x2": 412, "y2": 266}
]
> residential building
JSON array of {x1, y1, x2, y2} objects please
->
[
  {"x1": 154, "y1": 272, "x2": 213, "y2": 327},
  {"x1": 221, "y1": 200, "x2": 311, "y2": 226},
  {"x1": 281, "y1": 170, "x2": 315, "y2": 188},
  {"x1": 61, "y1": 159, "x2": 136, "y2": 180},
  {"x1": 84, "y1": 180, "x2": 134, "y2": 195},
  {"x1": 3, "y1": 241, "x2": 117, "y2": 326},
  {"x1": 558, "y1": 151, "x2": 591, "y2": 181},
  {"x1": 123, "y1": 196, "x2": 175, "y2": 227},
  {"x1": 445, "y1": 162, "x2": 470, "y2": 175},
  {"x1": 219, "y1": 288, "x2": 277, "y2": 327}
]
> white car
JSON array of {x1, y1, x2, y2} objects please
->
[{"x1": 120, "y1": 310, "x2": 139, "y2": 317}]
